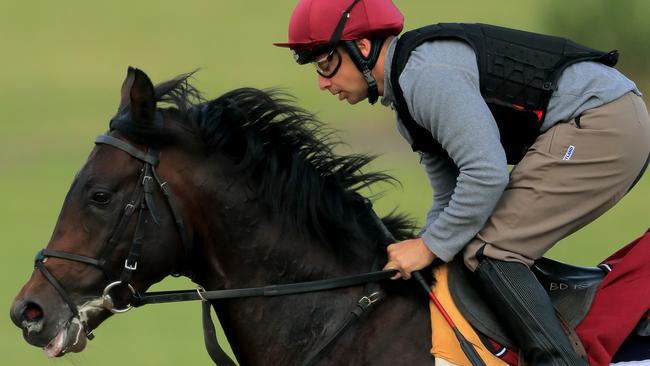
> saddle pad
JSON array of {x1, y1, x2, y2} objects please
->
[
  {"x1": 429, "y1": 264, "x2": 508, "y2": 366},
  {"x1": 577, "y1": 228, "x2": 650, "y2": 366}
]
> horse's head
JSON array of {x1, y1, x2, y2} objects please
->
[
  {"x1": 11, "y1": 66, "x2": 416, "y2": 364},
  {"x1": 10, "y1": 67, "x2": 190, "y2": 357}
]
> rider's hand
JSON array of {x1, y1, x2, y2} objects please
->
[{"x1": 383, "y1": 237, "x2": 436, "y2": 280}]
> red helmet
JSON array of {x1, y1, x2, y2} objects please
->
[{"x1": 274, "y1": 0, "x2": 403, "y2": 62}]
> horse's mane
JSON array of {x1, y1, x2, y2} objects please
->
[{"x1": 112, "y1": 73, "x2": 415, "y2": 245}]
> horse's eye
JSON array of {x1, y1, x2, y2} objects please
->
[{"x1": 90, "y1": 191, "x2": 112, "y2": 205}]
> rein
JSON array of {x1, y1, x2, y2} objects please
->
[
  {"x1": 132, "y1": 270, "x2": 394, "y2": 306},
  {"x1": 34, "y1": 133, "x2": 400, "y2": 365}
]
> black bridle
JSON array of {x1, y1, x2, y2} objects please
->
[
  {"x1": 33, "y1": 134, "x2": 193, "y2": 337},
  {"x1": 33, "y1": 133, "x2": 398, "y2": 365}
]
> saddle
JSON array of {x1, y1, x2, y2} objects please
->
[{"x1": 447, "y1": 257, "x2": 609, "y2": 350}]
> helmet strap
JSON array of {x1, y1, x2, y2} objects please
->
[{"x1": 342, "y1": 39, "x2": 384, "y2": 105}]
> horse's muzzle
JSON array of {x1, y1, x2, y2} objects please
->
[{"x1": 10, "y1": 298, "x2": 50, "y2": 347}]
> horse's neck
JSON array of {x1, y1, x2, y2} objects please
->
[
  {"x1": 188, "y1": 161, "x2": 378, "y2": 287},
  {"x1": 214, "y1": 245, "x2": 376, "y2": 365},
  {"x1": 197, "y1": 210, "x2": 379, "y2": 364},
  {"x1": 181, "y1": 154, "x2": 383, "y2": 363}
]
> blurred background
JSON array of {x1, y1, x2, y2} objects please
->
[{"x1": 2, "y1": 1, "x2": 648, "y2": 364}]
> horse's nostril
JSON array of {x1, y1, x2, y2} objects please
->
[{"x1": 22, "y1": 302, "x2": 44, "y2": 322}]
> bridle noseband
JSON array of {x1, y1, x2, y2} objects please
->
[{"x1": 33, "y1": 134, "x2": 192, "y2": 338}]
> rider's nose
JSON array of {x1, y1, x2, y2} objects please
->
[{"x1": 318, "y1": 75, "x2": 332, "y2": 90}]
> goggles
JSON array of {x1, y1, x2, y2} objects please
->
[{"x1": 312, "y1": 49, "x2": 342, "y2": 78}]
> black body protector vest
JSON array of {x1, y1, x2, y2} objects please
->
[{"x1": 391, "y1": 23, "x2": 619, "y2": 164}]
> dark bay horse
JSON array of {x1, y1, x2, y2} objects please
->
[{"x1": 10, "y1": 68, "x2": 434, "y2": 365}]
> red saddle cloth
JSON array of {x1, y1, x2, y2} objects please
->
[{"x1": 576, "y1": 228, "x2": 650, "y2": 366}]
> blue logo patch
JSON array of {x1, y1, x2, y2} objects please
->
[{"x1": 563, "y1": 145, "x2": 575, "y2": 161}]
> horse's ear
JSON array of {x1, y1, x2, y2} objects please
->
[{"x1": 117, "y1": 67, "x2": 156, "y2": 123}]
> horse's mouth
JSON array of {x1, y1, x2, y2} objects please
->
[{"x1": 43, "y1": 318, "x2": 87, "y2": 358}]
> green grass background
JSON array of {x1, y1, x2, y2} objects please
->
[{"x1": 1, "y1": 1, "x2": 648, "y2": 365}]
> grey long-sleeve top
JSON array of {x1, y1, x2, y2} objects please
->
[{"x1": 381, "y1": 37, "x2": 638, "y2": 262}]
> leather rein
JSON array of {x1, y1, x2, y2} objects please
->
[{"x1": 33, "y1": 134, "x2": 398, "y2": 365}]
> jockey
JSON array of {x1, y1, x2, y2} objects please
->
[{"x1": 275, "y1": 0, "x2": 650, "y2": 365}]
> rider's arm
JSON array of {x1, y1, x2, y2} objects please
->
[
  {"x1": 417, "y1": 152, "x2": 457, "y2": 236},
  {"x1": 399, "y1": 40, "x2": 510, "y2": 262}
]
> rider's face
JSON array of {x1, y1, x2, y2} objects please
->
[{"x1": 316, "y1": 46, "x2": 369, "y2": 105}]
